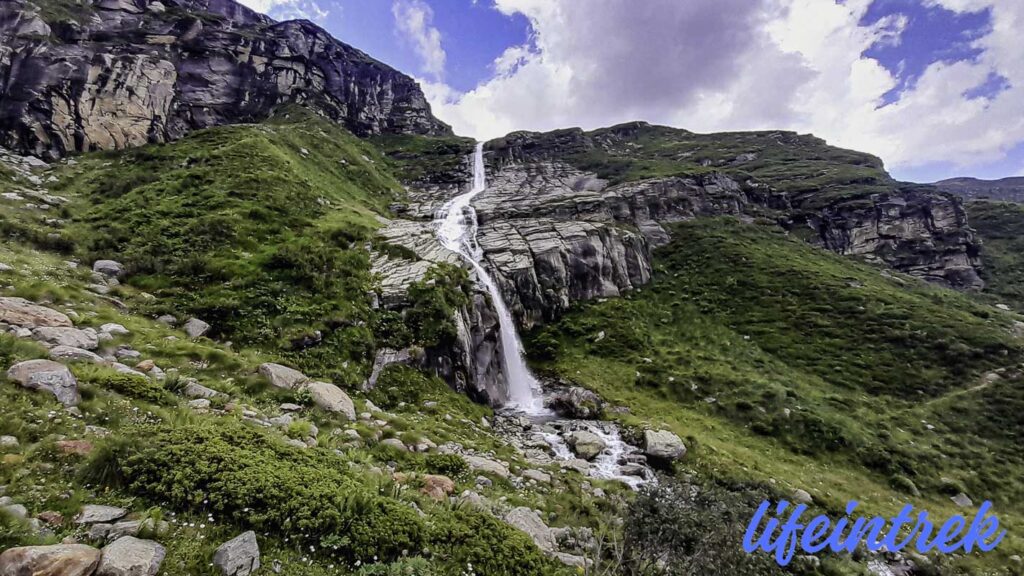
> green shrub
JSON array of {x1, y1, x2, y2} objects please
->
[
  {"x1": 404, "y1": 264, "x2": 470, "y2": 347},
  {"x1": 108, "y1": 421, "x2": 425, "y2": 563},
  {"x1": 426, "y1": 509, "x2": 562, "y2": 576},
  {"x1": 422, "y1": 454, "x2": 468, "y2": 479},
  {"x1": 79, "y1": 369, "x2": 174, "y2": 405},
  {"x1": 368, "y1": 366, "x2": 436, "y2": 409}
]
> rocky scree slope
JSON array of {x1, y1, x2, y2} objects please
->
[{"x1": 0, "y1": 0, "x2": 450, "y2": 159}]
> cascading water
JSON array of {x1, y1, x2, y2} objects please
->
[{"x1": 436, "y1": 142, "x2": 549, "y2": 415}]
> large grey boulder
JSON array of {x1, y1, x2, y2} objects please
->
[
  {"x1": 95, "y1": 536, "x2": 165, "y2": 576},
  {"x1": 0, "y1": 297, "x2": 73, "y2": 328},
  {"x1": 566, "y1": 430, "x2": 606, "y2": 461},
  {"x1": 305, "y1": 381, "x2": 356, "y2": 421},
  {"x1": 503, "y1": 507, "x2": 556, "y2": 552},
  {"x1": 49, "y1": 345, "x2": 104, "y2": 364},
  {"x1": 32, "y1": 327, "x2": 99, "y2": 350},
  {"x1": 182, "y1": 380, "x2": 227, "y2": 400},
  {"x1": 92, "y1": 260, "x2": 124, "y2": 278},
  {"x1": 643, "y1": 429, "x2": 686, "y2": 462},
  {"x1": 6, "y1": 359, "x2": 80, "y2": 406},
  {"x1": 0, "y1": 544, "x2": 101, "y2": 576},
  {"x1": 213, "y1": 531, "x2": 260, "y2": 576},
  {"x1": 258, "y1": 363, "x2": 308, "y2": 390}
]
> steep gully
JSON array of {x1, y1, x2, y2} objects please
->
[{"x1": 435, "y1": 144, "x2": 652, "y2": 489}]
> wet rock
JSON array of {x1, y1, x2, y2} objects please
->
[
  {"x1": 213, "y1": 531, "x2": 260, "y2": 576},
  {"x1": 0, "y1": 544, "x2": 101, "y2": 576},
  {"x1": 566, "y1": 430, "x2": 606, "y2": 461},
  {"x1": 0, "y1": 297, "x2": 73, "y2": 328},
  {"x1": 6, "y1": 359, "x2": 80, "y2": 406},
  {"x1": 546, "y1": 386, "x2": 604, "y2": 419}
]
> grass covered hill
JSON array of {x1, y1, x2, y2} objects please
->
[
  {"x1": 526, "y1": 217, "x2": 1024, "y2": 571},
  {"x1": 967, "y1": 200, "x2": 1024, "y2": 312}
]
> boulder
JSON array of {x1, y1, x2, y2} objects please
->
[
  {"x1": 642, "y1": 429, "x2": 686, "y2": 461},
  {"x1": 522, "y1": 469, "x2": 552, "y2": 484},
  {"x1": 257, "y1": 363, "x2": 308, "y2": 390},
  {"x1": 791, "y1": 489, "x2": 813, "y2": 505},
  {"x1": 75, "y1": 505, "x2": 128, "y2": 525},
  {"x1": 183, "y1": 318, "x2": 210, "y2": 338},
  {"x1": 305, "y1": 381, "x2": 356, "y2": 420},
  {"x1": 502, "y1": 507, "x2": 556, "y2": 552},
  {"x1": 546, "y1": 387, "x2": 604, "y2": 419},
  {"x1": 32, "y1": 327, "x2": 99, "y2": 350},
  {"x1": 49, "y1": 346, "x2": 104, "y2": 364},
  {"x1": 951, "y1": 492, "x2": 973, "y2": 508},
  {"x1": 6, "y1": 359, "x2": 80, "y2": 406},
  {"x1": 0, "y1": 297, "x2": 73, "y2": 328},
  {"x1": 566, "y1": 430, "x2": 606, "y2": 461},
  {"x1": 380, "y1": 438, "x2": 407, "y2": 451},
  {"x1": 92, "y1": 260, "x2": 124, "y2": 278},
  {"x1": 0, "y1": 544, "x2": 101, "y2": 576},
  {"x1": 420, "y1": 474, "x2": 456, "y2": 501},
  {"x1": 100, "y1": 323, "x2": 130, "y2": 336},
  {"x1": 464, "y1": 455, "x2": 510, "y2": 478},
  {"x1": 560, "y1": 459, "x2": 591, "y2": 475},
  {"x1": 95, "y1": 536, "x2": 165, "y2": 576},
  {"x1": 0, "y1": 435, "x2": 18, "y2": 449},
  {"x1": 213, "y1": 531, "x2": 260, "y2": 576},
  {"x1": 182, "y1": 380, "x2": 226, "y2": 400}
]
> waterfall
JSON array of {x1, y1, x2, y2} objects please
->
[{"x1": 436, "y1": 143, "x2": 549, "y2": 415}]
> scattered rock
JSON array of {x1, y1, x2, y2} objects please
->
[
  {"x1": 100, "y1": 323, "x2": 130, "y2": 336},
  {"x1": 0, "y1": 544, "x2": 101, "y2": 576},
  {"x1": 566, "y1": 430, "x2": 606, "y2": 461},
  {"x1": 0, "y1": 435, "x2": 18, "y2": 450},
  {"x1": 522, "y1": 469, "x2": 552, "y2": 484},
  {"x1": 3, "y1": 503, "x2": 28, "y2": 518},
  {"x1": 642, "y1": 429, "x2": 686, "y2": 462},
  {"x1": 465, "y1": 455, "x2": 510, "y2": 478},
  {"x1": 213, "y1": 531, "x2": 260, "y2": 576},
  {"x1": 92, "y1": 260, "x2": 124, "y2": 278},
  {"x1": 56, "y1": 440, "x2": 94, "y2": 456},
  {"x1": 792, "y1": 489, "x2": 814, "y2": 505},
  {"x1": 380, "y1": 438, "x2": 407, "y2": 451},
  {"x1": 0, "y1": 297, "x2": 73, "y2": 328},
  {"x1": 279, "y1": 403, "x2": 302, "y2": 412},
  {"x1": 258, "y1": 363, "x2": 308, "y2": 390},
  {"x1": 75, "y1": 505, "x2": 128, "y2": 525},
  {"x1": 420, "y1": 475, "x2": 455, "y2": 501},
  {"x1": 503, "y1": 507, "x2": 556, "y2": 552},
  {"x1": 183, "y1": 318, "x2": 210, "y2": 338},
  {"x1": 95, "y1": 536, "x2": 165, "y2": 576},
  {"x1": 188, "y1": 399, "x2": 211, "y2": 410},
  {"x1": 546, "y1": 387, "x2": 604, "y2": 419},
  {"x1": 560, "y1": 459, "x2": 591, "y2": 475},
  {"x1": 6, "y1": 359, "x2": 80, "y2": 406},
  {"x1": 182, "y1": 380, "x2": 225, "y2": 400},
  {"x1": 950, "y1": 493, "x2": 973, "y2": 508},
  {"x1": 155, "y1": 315, "x2": 176, "y2": 326},
  {"x1": 49, "y1": 345, "x2": 104, "y2": 364},
  {"x1": 305, "y1": 381, "x2": 356, "y2": 420},
  {"x1": 36, "y1": 511, "x2": 64, "y2": 526},
  {"x1": 32, "y1": 327, "x2": 99, "y2": 350}
]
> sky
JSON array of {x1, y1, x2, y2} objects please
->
[{"x1": 237, "y1": 0, "x2": 1024, "y2": 183}]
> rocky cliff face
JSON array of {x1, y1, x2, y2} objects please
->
[{"x1": 0, "y1": 0, "x2": 449, "y2": 158}]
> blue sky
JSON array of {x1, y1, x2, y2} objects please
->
[{"x1": 242, "y1": 0, "x2": 1024, "y2": 183}]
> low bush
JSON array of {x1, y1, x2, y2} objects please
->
[
  {"x1": 78, "y1": 368, "x2": 174, "y2": 405},
  {"x1": 426, "y1": 509, "x2": 562, "y2": 576}
]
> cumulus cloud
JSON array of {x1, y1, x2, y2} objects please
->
[
  {"x1": 236, "y1": 0, "x2": 328, "y2": 22},
  {"x1": 392, "y1": 0, "x2": 447, "y2": 81},
  {"x1": 426, "y1": 0, "x2": 1024, "y2": 177}
]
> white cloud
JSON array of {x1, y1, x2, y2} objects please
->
[
  {"x1": 425, "y1": 0, "x2": 1024, "y2": 178},
  {"x1": 236, "y1": 0, "x2": 328, "y2": 22},
  {"x1": 392, "y1": 0, "x2": 447, "y2": 81}
]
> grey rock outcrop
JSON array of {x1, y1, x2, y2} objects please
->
[
  {"x1": 213, "y1": 531, "x2": 260, "y2": 576},
  {"x1": 6, "y1": 359, "x2": 80, "y2": 406},
  {"x1": 95, "y1": 536, "x2": 165, "y2": 576},
  {"x1": 0, "y1": 0, "x2": 449, "y2": 159},
  {"x1": 0, "y1": 544, "x2": 101, "y2": 576},
  {"x1": 32, "y1": 327, "x2": 100, "y2": 350},
  {"x1": 0, "y1": 297, "x2": 73, "y2": 328}
]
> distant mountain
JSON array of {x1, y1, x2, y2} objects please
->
[{"x1": 935, "y1": 176, "x2": 1024, "y2": 203}]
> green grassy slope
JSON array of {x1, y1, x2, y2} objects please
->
[
  {"x1": 968, "y1": 201, "x2": 1024, "y2": 312},
  {"x1": 526, "y1": 217, "x2": 1024, "y2": 570}
]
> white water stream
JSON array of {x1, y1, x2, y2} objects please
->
[
  {"x1": 436, "y1": 143, "x2": 548, "y2": 415},
  {"x1": 435, "y1": 143, "x2": 653, "y2": 489}
]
